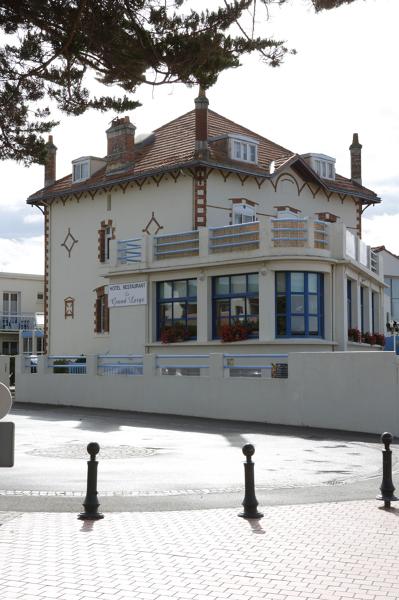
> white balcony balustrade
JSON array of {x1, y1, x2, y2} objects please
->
[
  {"x1": 108, "y1": 216, "x2": 380, "y2": 278},
  {"x1": 0, "y1": 313, "x2": 38, "y2": 331}
]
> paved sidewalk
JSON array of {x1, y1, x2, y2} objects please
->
[{"x1": 1, "y1": 500, "x2": 398, "y2": 600}]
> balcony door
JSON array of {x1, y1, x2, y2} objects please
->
[{"x1": 3, "y1": 292, "x2": 20, "y2": 315}]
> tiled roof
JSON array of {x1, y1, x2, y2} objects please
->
[{"x1": 28, "y1": 108, "x2": 380, "y2": 204}]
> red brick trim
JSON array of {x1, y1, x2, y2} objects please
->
[
  {"x1": 194, "y1": 167, "x2": 207, "y2": 228},
  {"x1": 44, "y1": 205, "x2": 50, "y2": 353},
  {"x1": 94, "y1": 286, "x2": 109, "y2": 333},
  {"x1": 98, "y1": 220, "x2": 115, "y2": 263}
]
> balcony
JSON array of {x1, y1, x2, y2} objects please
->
[
  {"x1": 104, "y1": 216, "x2": 381, "y2": 279},
  {"x1": 0, "y1": 313, "x2": 43, "y2": 331}
]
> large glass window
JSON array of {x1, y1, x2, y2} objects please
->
[
  {"x1": 347, "y1": 279, "x2": 352, "y2": 330},
  {"x1": 385, "y1": 277, "x2": 399, "y2": 321},
  {"x1": 212, "y1": 273, "x2": 259, "y2": 338},
  {"x1": 157, "y1": 279, "x2": 197, "y2": 340},
  {"x1": 276, "y1": 272, "x2": 324, "y2": 337}
]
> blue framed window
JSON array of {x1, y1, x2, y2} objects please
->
[
  {"x1": 157, "y1": 279, "x2": 197, "y2": 340},
  {"x1": 275, "y1": 272, "x2": 324, "y2": 337},
  {"x1": 347, "y1": 279, "x2": 352, "y2": 330},
  {"x1": 212, "y1": 273, "x2": 259, "y2": 338}
]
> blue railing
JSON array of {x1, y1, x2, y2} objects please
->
[
  {"x1": 313, "y1": 220, "x2": 329, "y2": 248},
  {"x1": 223, "y1": 353, "x2": 288, "y2": 378},
  {"x1": 0, "y1": 313, "x2": 36, "y2": 331},
  {"x1": 155, "y1": 354, "x2": 209, "y2": 376},
  {"x1": 209, "y1": 221, "x2": 259, "y2": 252},
  {"x1": 47, "y1": 355, "x2": 87, "y2": 374},
  {"x1": 154, "y1": 230, "x2": 199, "y2": 259},
  {"x1": 97, "y1": 354, "x2": 143, "y2": 376},
  {"x1": 117, "y1": 238, "x2": 142, "y2": 264},
  {"x1": 271, "y1": 217, "x2": 307, "y2": 246}
]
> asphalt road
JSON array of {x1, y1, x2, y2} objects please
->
[{"x1": 0, "y1": 403, "x2": 395, "y2": 512}]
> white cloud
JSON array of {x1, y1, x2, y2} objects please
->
[
  {"x1": 23, "y1": 213, "x2": 44, "y2": 225},
  {"x1": 0, "y1": 236, "x2": 44, "y2": 274},
  {"x1": 362, "y1": 214, "x2": 399, "y2": 255}
]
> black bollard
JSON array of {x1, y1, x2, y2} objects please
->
[
  {"x1": 377, "y1": 432, "x2": 398, "y2": 509},
  {"x1": 78, "y1": 442, "x2": 104, "y2": 520},
  {"x1": 238, "y1": 443, "x2": 263, "y2": 520}
]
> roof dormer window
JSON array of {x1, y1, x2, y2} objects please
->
[
  {"x1": 302, "y1": 153, "x2": 336, "y2": 180},
  {"x1": 72, "y1": 156, "x2": 106, "y2": 183},
  {"x1": 73, "y1": 160, "x2": 89, "y2": 182},
  {"x1": 229, "y1": 134, "x2": 259, "y2": 165}
]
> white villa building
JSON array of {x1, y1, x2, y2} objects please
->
[{"x1": 16, "y1": 92, "x2": 398, "y2": 435}]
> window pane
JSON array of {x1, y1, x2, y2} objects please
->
[
  {"x1": 392, "y1": 279, "x2": 399, "y2": 298},
  {"x1": 247, "y1": 297, "x2": 259, "y2": 316},
  {"x1": 173, "y1": 302, "x2": 184, "y2": 320},
  {"x1": 276, "y1": 273, "x2": 286, "y2": 293},
  {"x1": 291, "y1": 316, "x2": 305, "y2": 334},
  {"x1": 392, "y1": 299, "x2": 399, "y2": 320},
  {"x1": 159, "y1": 303, "x2": 172, "y2": 325},
  {"x1": 216, "y1": 299, "x2": 230, "y2": 319},
  {"x1": 277, "y1": 316, "x2": 286, "y2": 335},
  {"x1": 187, "y1": 303, "x2": 197, "y2": 318},
  {"x1": 173, "y1": 280, "x2": 187, "y2": 299},
  {"x1": 231, "y1": 275, "x2": 246, "y2": 294},
  {"x1": 291, "y1": 273, "x2": 304, "y2": 293},
  {"x1": 291, "y1": 295, "x2": 305, "y2": 314},
  {"x1": 250, "y1": 145, "x2": 256, "y2": 162},
  {"x1": 309, "y1": 316, "x2": 319, "y2": 335},
  {"x1": 308, "y1": 273, "x2": 318, "y2": 294},
  {"x1": 276, "y1": 295, "x2": 286, "y2": 314},
  {"x1": 234, "y1": 141, "x2": 241, "y2": 159},
  {"x1": 188, "y1": 279, "x2": 197, "y2": 298},
  {"x1": 248, "y1": 273, "x2": 258, "y2": 293},
  {"x1": 215, "y1": 277, "x2": 229, "y2": 295},
  {"x1": 231, "y1": 297, "x2": 246, "y2": 318},
  {"x1": 308, "y1": 295, "x2": 318, "y2": 314},
  {"x1": 187, "y1": 320, "x2": 197, "y2": 338},
  {"x1": 81, "y1": 162, "x2": 89, "y2": 178},
  {"x1": 242, "y1": 143, "x2": 248, "y2": 160},
  {"x1": 159, "y1": 282, "x2": 172, "y2": 299},
  {"x1": 73, "y1": 164, "x2": 80, "y2": 180}
]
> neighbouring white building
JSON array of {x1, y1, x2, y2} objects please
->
[
  {"x1": 16, "y1": 92, "x2": 398, "y2": 435},
  {"x1": 0, "y1": 272, "x2": 44, "y2": 356}
]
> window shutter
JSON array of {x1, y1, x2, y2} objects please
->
[
  {"x1": 103, "y1": 295, "x2": 109, "y2": 332},
  {"x1": 99, "y1": 228, "x2": 105, "y2": 262},
  {"x1": 95, "y1": 298, "x2": 101, "y2": 333}
]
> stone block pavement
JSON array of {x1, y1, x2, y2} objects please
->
[{"x1": 0, "y1": 500, "x2": 398, "y2": 600}]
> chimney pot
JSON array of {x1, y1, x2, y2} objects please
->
[
  {"x1": 194, "y1": 87, "x2": 209, "y2": 159},
  {"x1": 44, "y1": 135, "x2": 57, "y2": 187},
  {"x1": 349, "y1": 132, "x2": 362, "y2": 185},
  {"x1": 106, "y1": 115, "x2": 136, "y2": 174}
]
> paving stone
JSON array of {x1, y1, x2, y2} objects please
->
[{"x1": 0, "y1": 501, "x2": 399, "y2": 600}]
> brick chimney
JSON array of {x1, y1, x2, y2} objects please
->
[
  {"x1": 44, "y1": 135, "x2": 57, "y2": 187},
  {"x1": 349, "y1": 133, "x2": 362, "y2": 185},
  {"x1": 194, "y1": 88, "x2": 209, "y2": 159},
  {"x1": 106, "y1": 116, "x2": 136, "y2": 174}
]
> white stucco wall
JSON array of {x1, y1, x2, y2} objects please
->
[
  {"x1": 15, "y1": 351, "x2": 399, "y2": 435},
  {"x1": 0, "y1": 273, "x2": 44, "y2": 314}
]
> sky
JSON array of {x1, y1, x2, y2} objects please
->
[{"x1": 0, "y1": 0, "x2": 398, "y2": 274}]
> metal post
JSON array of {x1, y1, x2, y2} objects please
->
[
  {"x1": 78, "y1": 442, "x2": 104, "y2": 520},
  {"x1": 377, "y1": 432, "x2": 398, "y2": 509},
  {"x1": 238, "y1": 443, "x2": 263, "y2": 520}
]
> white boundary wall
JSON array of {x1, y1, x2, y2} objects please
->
[
  {"x1": 14, "y1": 352, "x2": 399, "y2": 435},
  {"x1": 0, "y1": 356, "x2": 9, "y2": 387}
]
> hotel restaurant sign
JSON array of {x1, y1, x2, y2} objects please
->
[{"x1": 108, "y1": 282, "x2": 147, "y2": 307}]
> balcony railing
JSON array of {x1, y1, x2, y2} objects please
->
[
  {"x1": 155, "y1": 353, "x2": 209, "y2": 376},
  {"x1": 117, "y1": 238, "x2": 142, "y2": 263},
  {"x1": 111, "y1": 218, "x2": 381, "y2": 278},
  {"x1": 223, "y1": 353, "x2": 288, "y2": 378},
  {"x1": 209, "y1": 221, "x2": 259, "y2": 253},
  {"x1": 271, "y1": 217, "x2": 308, "y2": 247},
  {"x1": 0, "y1": 313, "x2": 37, "y2": 331},
  {"x1": 97, "y1": 354, "x2": 143, "y2": 376},
  {"x1": 47, "y1": 355, "x2": 87, "y2": 374},
  {"x1": 154, "y1": 230, "x2": 199, "y2": 259}
]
